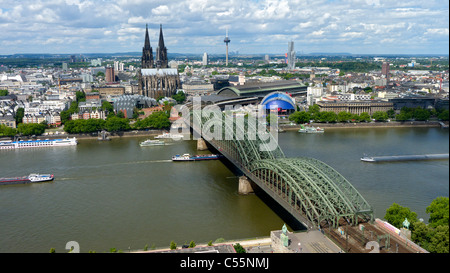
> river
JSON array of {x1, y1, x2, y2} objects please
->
[{"x1": 0, "y1": 127, "x2": 448, "y2": 252}]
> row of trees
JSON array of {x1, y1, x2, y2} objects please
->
[
  {"x1": 289, "y1": 105, "x2": 449, "y2": 124},
  {"x1": 63, "y1": 111, "x2": 171, "y2": 134},
  {"x1": 0, "y1": 123, "x2": 47, "y2": 137},
  {"x1": 289, "y1": 104, "x2": 373, "y2": 124},
  {"x1": 384, "y1": 197, "x2": 449, "y2": 253}
]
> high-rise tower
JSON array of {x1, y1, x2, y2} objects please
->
[
  {"x1": 287, "y1": 41, "x2": 295, "y2": 70},
  {"x1": 224, "y1": 29, "x2": 230, "y2": 66},
  {"x1": 382, "y1": 62, "x2": 390, "y2": 82},
  {"x1": 156, "y1": 24, "x2": 168, "y2": 68},
  {"x1": 141, "y1": 24, "x2": 154, "y2": 69}
]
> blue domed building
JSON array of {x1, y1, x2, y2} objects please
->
[{"x1": 260, "y1": 91, "x2": 296, "y2": 115}]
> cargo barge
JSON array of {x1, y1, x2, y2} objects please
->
[
  {"x1": 172, "y1": 153, "x2": 223, "y2": 161},
  {"x1": 361, "y1": 154, "x2": 449, "y2": 162},
  {"x1": 0, "y1": 174, "x2": 54, "y2": 186}
]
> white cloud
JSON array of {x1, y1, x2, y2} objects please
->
[
  {"x1": 152, "y1": 5, "x2": 170, "y2": 15},
  {"x1": 0, "y1": 0, "x2": 447, "y2": 55},
  {"x1": 425, "y1": 28, "x2": 449, "y2": 36}
]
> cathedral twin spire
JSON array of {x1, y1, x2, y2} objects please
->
[{"x1": 141, "y1": 24, "x2": 168, "y2": 69}]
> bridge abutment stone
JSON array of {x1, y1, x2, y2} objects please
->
[
  {"x1": 238, "y1": 176, "x2": 254, "y2": 195},
  {"x1": 197, "y1": 138, "x2": 208, "y2": 151}
]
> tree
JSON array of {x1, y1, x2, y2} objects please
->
[
  {"x1": 60, "y1": 110, "x2": 71, "y2": 124},
  {"x1": 102, "y1": 101, "x2": 114, "y2": 113},
  {"x1": 0, "y1": 124, "x2": 17, "y2": 137},
  {"x1": 134, "y1": 111, "x2": 170, "y2": 130},
  {"x1": 413, "y1": 107, "x2": 431, "y2": 121},
  {"x1": 316, "y1": 111, "x2": 337, "y2": 123},
  {"x1": 76, "y1": 91, "x2": 86, "y2": 102},
  {"x1": 426, "y1": 197, "x2": 449, "y2": 228},
  {"x1": 189, "y1": 241, "x2": 196, "y2": 248},
  {"x1": 395, "y1": 112, "x2": 410, "y2": 121},
  {"x1": 372, "y1": 111, "x2": 388, "y2": 122},
  {"x1": 104, "y1": 116, "x2": 130, "y2": 132},
  {"x1": 308, "y1": 104, "x2": 320, "y2": 118},
  {"x1": 359, "y1": 112, "x2": 371, "y2": 122},
  {"x1": 170, "y1": 241, "x2": 177, "y2": 250},
  {"x1": 428, "y1": 225, "x2": 449, "y2": 253},
  {"x1": 116, "y1": 111, "x2": 125, "y2": 118},
  {"x1": 412, "y1": 221, "x2": 432, "y2": 249},
  {"x1": 337, "y1": 111, "x2": 353, "y2": 123},
  {"x1": 233, "y1": 243, "x2": 246, "y2": 253},
  {"x1": 172, "y1": 91, "x2": 186, "y2": 104},
  {"x1": 15, "y1": 107, "x2": 24, "y2": 124},
  {"x1": 17, "y1": 123, "x2": 46, "y2": 136},
  {"x1": 438, "y1": 110, "x2": 449, "y2": 121},
  {"x1": 289, "y1": 111, "x2": 311, "y2": 124},
  {"x1": 384, "y1": 203, "x2": 418, "y2": 229},
  {"x1": 0, "y1": 90, "x2": 9, "y2": 96},
  {"x1": 387, "y1": 109, "x2": 395, "y2": 118}
]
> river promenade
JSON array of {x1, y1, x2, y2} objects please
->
[
  {"x1": 17, "y1": 120, "x2": 447, "y2": 141},
  {"x1": 281, "y1": 120, "x2": 447, "y2": 131}
]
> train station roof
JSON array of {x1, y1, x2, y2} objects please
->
[{"x1": 217, "y1": 80, "x2": 306, "y2": 98}]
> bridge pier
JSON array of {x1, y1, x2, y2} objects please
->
[
  {"x1": 197, "y1": 138, "x2": 208, "y2": 151},
  {"x1": 238, "y1": 176, "x2": 254, "y2": 195}
]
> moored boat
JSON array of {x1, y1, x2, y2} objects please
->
[
  {"x1": 0, "y1": 137, "x2": 78, "y2": 149},
  {"x1": 298, "y1": 125, "x2": 324, "y2": 134},
  {"x1": 155, "y1": 132, "x2": 184, "y2": 140}
]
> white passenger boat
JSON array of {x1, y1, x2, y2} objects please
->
[
  {"x1": 298, "y1": 125, "x2": 324, "y2": 134},
  {"x1": 140, "y1": 139, "x2": 165, "y2": 146},
  {"x1": 0, "y1": 137, "x2": 78, "y2": 150},
  {"x1": 155, "y1": 132, "x2": 184, "y2": 140}
]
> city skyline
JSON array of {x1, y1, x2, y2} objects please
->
[{"x1": 0, "y1": 0, "x2": 448, "y2": 56}]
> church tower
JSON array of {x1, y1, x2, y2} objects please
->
[
  {"x1": 141, "y1": 24, "x2": 154, "y2": 69},
  {"x1": 156, "y1": 24, "x2": 168, "y2": 68},
  {"x1": 139, "y1": 24, "x2": 180, "y2": 99}
]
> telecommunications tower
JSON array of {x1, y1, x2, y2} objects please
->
[{"x1": 224, "y1": 29, "x2": 231, "y2": 66}]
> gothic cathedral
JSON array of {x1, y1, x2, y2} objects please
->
[{"x1": 138, "y1": 24, "x2": 181, "y2": 99}]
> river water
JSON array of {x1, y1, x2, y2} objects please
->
[{"x1": 0, "y1": 127, "x2": 448, "y2": 253}]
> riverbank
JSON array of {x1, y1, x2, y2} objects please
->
[
  {"x1": 5, "y1": 120, "x2": 447, "y2": 141},
  {"x1": 280, "y1": 120, "x2": 447, "y2": 131}
]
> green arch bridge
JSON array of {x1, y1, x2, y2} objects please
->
[{"x1": 184, "y1": 106, "x2": 374, "y2": 230}]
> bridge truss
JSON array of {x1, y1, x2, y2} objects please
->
[{"x1": 189, "y1": 107, "x2": 373, "y2": 229}]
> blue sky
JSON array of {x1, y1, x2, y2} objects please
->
[{"x1": 0, "y1": 0, "x2": 448, "y2": 55}]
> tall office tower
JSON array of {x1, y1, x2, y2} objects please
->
[
  {"x1": 114, "y1": 61, "x2": 119, "y2": 72},
  {"x1": 156, "y1": 24, "x2": 168, "y2": 68},
  {"x1": 106, "y1": 66, "x2": 115, "y2": 83},
  {"x1": 203, "y1": 52, "x2": 208, "y2": 66},
  {"x1": 141, "y1": 24, "x2": 154, "y2": 69},
  {"x1": 224, "y1": 29, "x2": 230, "y2": 66},
  {"x1": 382, "y1": 62, "x2": 390, "y2": 82},
  {"x1": 287, "y1": 41, "x2": 295, "y2": 70}
]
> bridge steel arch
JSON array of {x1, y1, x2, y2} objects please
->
[
  {"x1": 191, "y1": 108, "x2": 284, "y2": 169},
  {"x1": 189, "y1": 108, "x2": 373, "y2": 229},
  {"x1": 249, "y1": 158, "x2": 373, "y2": 229}
]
